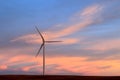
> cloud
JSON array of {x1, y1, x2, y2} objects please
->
[
  {"x1": 0, "y1": 46, "x2": 120, "y2": 75},
  {"x1": 79, "y1": 4, "x2": 103, "y2": 19},
  {"x1": 9, "y1": 1, "x2": 120, "y2": 61},
  {"x1": 11, "y1": 1, "x2": 120, "y2": 45},
  {"x1": 97, "y1": 65, "x2": 112, "y2": 70},
  {"x1": 0, "y1": 69, "x2": 40, "y2": 75},
  {"x1": 21, "y1": 64, "x2": 41, "y2": 72},
  {"x1": 11, "y1": 34, "x2": 41, "y2": 44},
  {"x1": 11, "y1": 4, "x2": 103, "y2": 45},
  {"x1": 11, "y1": 34, "x2": 80, "y2": 45},
  {"x1": 43, "y1": 4, "x2": 103, "y2": 38},
  {"x1": 85, "y1": 38, "x2": 120, "y2": 51},
  {"x1": 0, "y1": 65, "x2": 7, "y2": 70}
]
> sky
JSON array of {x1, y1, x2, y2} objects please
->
[{"x1": 0, "y1": 0, "x2": 120, "y2": 76}]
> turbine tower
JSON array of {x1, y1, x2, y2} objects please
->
[{"x1": 35, "y1": 26, "x2": 62, "y2": 76}]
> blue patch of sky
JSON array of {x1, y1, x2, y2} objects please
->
[{"x1": 0, "y1": 0, "x2": 97, "y2": 34}]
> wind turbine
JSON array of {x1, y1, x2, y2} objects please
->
[{"x1": 35, "y1": 26, "x2": 62, "y2": 76}]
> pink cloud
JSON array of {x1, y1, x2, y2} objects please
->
[
  {"x1": 34, "y1": 56, "x2": 120, "y2": 75},
  {"x1": 80, "y1": 4, "x2": 102, "y2": 18},
  {"x1": 0, "y1": 46, "x2": 120, "y2": 75},
  {"x1": 85, "y1": 39, "x2": 120, "y2": 51},
  {"x1": 11, "y1": 33, "x2": 80, "y2": 45},
  {"x1": 0, "y1": 65, "x2": 7, "y2": 70}
]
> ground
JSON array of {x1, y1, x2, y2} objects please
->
[{"x1": 0, "y1": 75, "x2": 119, "y2": 80}]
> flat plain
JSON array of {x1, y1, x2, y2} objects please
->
[{"x1": 0, "y1": 75, "x2": 120, "y2": 80}]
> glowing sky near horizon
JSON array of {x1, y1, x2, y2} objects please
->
[{"x1": 0, "y1": 0, "x2": 120, "y2": 76}]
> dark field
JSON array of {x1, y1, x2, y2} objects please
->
[{"x1": 0, "y1": 75, "x2": 120, "y2": 80}]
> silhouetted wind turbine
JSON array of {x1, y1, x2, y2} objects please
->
[{"x1": 35, "y1": 26, "x2": 62, "y2": 76}]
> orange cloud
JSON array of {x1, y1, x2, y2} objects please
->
[
  {"x1": 34, "y1": 56, "x2": 120, "y2": 75},
  {"x1": 0, "y1": 46, "x2": 120, "y2": 76},
  {"x1": 0, "y1": 65, "x2": 7, "y2": 70}
]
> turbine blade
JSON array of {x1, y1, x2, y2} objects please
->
[
  {"x1": 45, "y1": 41, "x2": 62, "y2": 43},
  {"x1": 35, "y1": 26, "x2": 45, "y2": 42},
  {"x1": 35, "y1": 44, "x2": 44, "y2": 57}
]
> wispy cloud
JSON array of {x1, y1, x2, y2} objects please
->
[
  {"x1": 11, "y1": 0, "x2": 120, "y2": 44},
  {"x1": 10, "y1": 0, "x2": 120, "y2": 60},
  {"x1": 85, "y1": 38, "x2": 120, "y2": 51},
  {"x1": 11, "y1": 34, "x2": 80, "y2": 45},
  {"x1": 11, "y1": 4, "x2": 103, "y2": 44},
  {"x1": 97, "y1": 65, "x2": 112, "y2": 70}
]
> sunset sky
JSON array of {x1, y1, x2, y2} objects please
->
[{"x1": 0, "y1": 0, "x2": 120, "y2": 76}]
